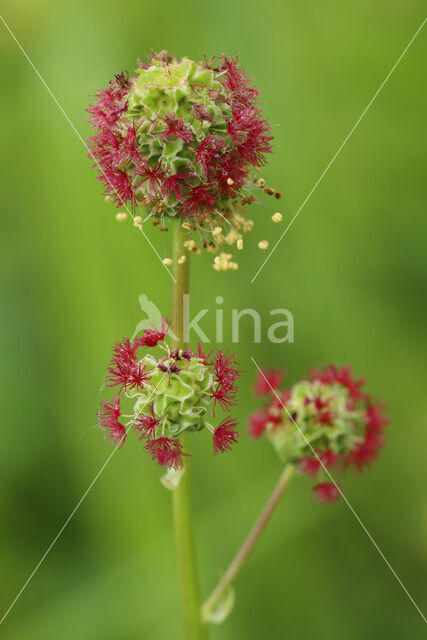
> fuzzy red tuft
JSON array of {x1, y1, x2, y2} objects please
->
[
  {"x1": 144, "y1": 437, "x2": 189, "y2": 470},
  {"x1": 213, "y1": 416, "x2": 240, "y2": 454},
  {"x1": 313, "y1": 482, "x2": 340, "y2": 503},
  {"x1": 134, "y1": 316, "x2": 170, "y2": 348},
  {"x1": 106, "y1": 338, "x2": 151, "y2": 392},
  {"x1": 97, "y1": 396, "x2": 127, "y2": 446},
  {"x1": 248, "y1": 409, "x2": 271, "y2": 439},
  {"x1": 254, "y1": 369, "x2": 285, "y2": 396},
  {"x1": 134, "y1": 402, "x2": 160, "y2": 440}
]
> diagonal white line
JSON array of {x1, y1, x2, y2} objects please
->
[
  {"x1": 0, "y1": 14, "x2": 175, "y2": 282},
  {"x1": 251, "y1": 18, "x2": 426, "y2": 284},
  {"x1": 251, "y1": 357, "x2": 427, "y2": 623},
  {"x1": 0, "y1": 374, "x2": 168, "y2": 625},
  {"x1": 0, "y1": 441, "x2": 122, "y2": 626}
]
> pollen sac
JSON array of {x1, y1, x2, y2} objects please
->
[
  {"x1": 87, "y1": 51, "x2": 276, "y2": 268},
  {"x1": 249, "y1": 365, "x2": 388, "y2": 502},
  {"x1": 97, "y1": 319, "x2": 241, "y2": 471}
]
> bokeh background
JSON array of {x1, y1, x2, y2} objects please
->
[{"x1": 1, "y1": 1, "x2": 426, "y2": 638}]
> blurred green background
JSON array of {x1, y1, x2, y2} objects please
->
[{"x1": 1, "y1": 1, "x2": 426, "y2": 638}]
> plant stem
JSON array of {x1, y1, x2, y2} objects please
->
[
  {"x1": 171, "y1": 219, "x2": 208, "y2": 640},
  {"x1": 202, "y1": 464, "x2": 295, "y2": 620}
]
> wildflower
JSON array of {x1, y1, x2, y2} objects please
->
[
  {"x1": 134, "y1": 402, "x2": 160, "y2": 440},
  {"x1": 313, "y1": 483, "x2": 340, "y2": 503},
  {"x1": 134, "y1": 316, "x2": 170, "y2": 348},
  {"x1": 106, "y1": 338, "x2": 151, "y2": 392},
  {"x1": 87, "y1": 51, "x2": 279, "y2": 269},
  {"x1": 97, "y1": 397, "x2": 127, "y2": 446},
  {"x1": 249, "y1": 364, "x2": 388, "y2": 502},
  {"x1": 213, "y1": 417, "x2": 240, "y2": 454},
  {"x1": 254, "y1": 368, "x2": 284, "y2": 396},
  {"x1": 145, "y1": 437, "x2": 188, "y2": 471},
  {"x1": 248, "y1": 409, "x2": 271, "y2": 439},
  {"x1": 98, "y1": 329, "x2": 240, "y2": 469}
]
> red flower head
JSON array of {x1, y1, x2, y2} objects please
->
[
  {"x1": 213, "y1": 417, "x2": 240, "y2": 454},
  {"x1": 313, "y1": 482, "x2": 340, "y2": 503},
  {"x1": 97, "y1": 397, "x2": 127, "y2": 447},
  {"x1": 250, "y1": 364, "x2": 388, "y2": 503},
  {"x1": 87, "y1": 52, "x2": 278, "y2": 270},
  {"x1": 248, "y1": 409, "x2": 272, "y2": 439},
  {"x1": 134, "y1": 316, "x2": 170, "y2": 348},
  {"x1": 254, "y1": 368, "x2": 285, "y2": 396},
  {"x1": 134, "y1": 402, "x2": 160, "y2": 440},
  {"x1": 106, "y1": 338, "x2": 151, "y2": 392},
  {"x1": 144, "y1": 437, "x2": 189, "y2": 470},
  {"x1": 98, "y1": 329, "x2": 241, "y2": 471}
]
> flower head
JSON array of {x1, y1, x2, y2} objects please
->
[
  {"x1": 313, "y1": 482, "x2": 340, "y2": 503},
  {"x1": 254, "y1": 368, "x2": 285, "y2": 396},
  {"x1": 106, "y1": 338, "x2": 152, "y2": 392},
  {"x1": 88, "y1": 52, "x2": 280, "y2": 270},
  {"x1": 144, "y1": 437, "x2": 188, "y2": 471},
  {"x1": 249, "y1": 365, "x2": 388, "y2": 502},
  {"x1": 97, "y1": 396, "x2": 127, "y2": 447},
  {"x1": 213, "y1": 417, "x2": 240, "y2": 454},
  {"x1": 98, "y1": 327, "x2": 240, "y2": 469}
]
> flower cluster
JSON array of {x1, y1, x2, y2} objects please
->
[
  {"x1": 88, "y1": 51, "x2": 280, "y2": 270},
  {"x1": 249, "y1": 365, "x2": 388, "y2": 502},
  {"x1": 97, "y1": 319, "x2": 240, "y2": 470}
]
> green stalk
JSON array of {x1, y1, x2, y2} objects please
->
[
  {"x1": 202, "y1": 464, "x2": 295, "y2": 621},
  {"x1": 171, "y1": 219, "x2": 208, "y2": 640}
]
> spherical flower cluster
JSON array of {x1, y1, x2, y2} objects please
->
[
  {"x1": 249, "y1": 365, "x2": 388, "y2": 502},
  {"x1": 88, "y1": 51, "x2": 279, "y2": 269},
  {"x1": 97, "y1": 318, "x2": 240, "y2": 470}
]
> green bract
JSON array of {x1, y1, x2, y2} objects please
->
[{"x1": 132, "y1": 355, "x2": 214, "y2": 438}]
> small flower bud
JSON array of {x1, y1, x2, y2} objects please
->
[
  {"x1": 133, "y1": 215, "x2": 143, "y2": 227},
  {"x1": 272, "y1": 212, "x2": 282, "y2": 223},
  {"x1": 237, "y1": 238, "x2": 244, "y2": 250},
  {"x1": 257, "y1": 178, "x2": 266, "y2": 188},
  {"x1": 116, "y1": 212, "x2": 128, "y2": 222},
  {"x1": 274, "y1": 191, "x2": 282, "y2": 200},
  {"x1": 177, "y1": 255, "x2": 186, "y2": 264},
  {"x1": 258, "y1": 240, "x2": 269, "y2": 250},
  {"x1": 212, "y1": 226, "x2": 223, "y2": 236},
  {"x1": 163, "y1": 258, "x2": 173, "y2": 266},
  {"x1": 226, "y1": 177, "x2": 234, "y2": 185},
  {"x1": 264, "y1": 187, "x2": 275, "y2": 196}
]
